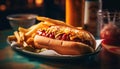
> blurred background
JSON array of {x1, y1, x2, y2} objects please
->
[
  {"x1": 0, "y1": 0, "x2": 65, "y2": 30},
  {"x1": 0, "y1": 0, "x2": 120, "y2": 30}
]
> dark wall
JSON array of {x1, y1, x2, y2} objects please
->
[
  {"x1": 0, "y1": 0, "x2": 65, "y2": 30},
  {"x1": 0, "y1": 0, "x2": 120, "y2": 30},
  {"x1": 102, "y1": 0, "x2": 120, "y2": 11}
]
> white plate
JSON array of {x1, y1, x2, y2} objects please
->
[{"x1": 7, "y1": 40, "x2": 102, "y2": 61}]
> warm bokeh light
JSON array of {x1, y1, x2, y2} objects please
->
[
  {"x1": 35, "y1": 0, "x2": 44, "y2": 7},
  {"x1": 0, "y1": 4, "x2": 6, "y2": 11},
  {"x1": 28, "y1": 0, "x2": 34, "y2": 4},
  {"x1": 27, "y1": 0, "x2": 34, "y2": 8}
]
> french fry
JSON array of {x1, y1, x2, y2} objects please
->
[
  {"x1": 36, "y1": 16, "x2": 66, "y2": 26},
  {"x1": 36, "y1": 16, "x2": 79, "y2": 30},
  {"x1": 14, "y1": 31, "x2": 21, "y2": 43},
  {"x1": 77, "y1": 27, "x2": 83, "y2": 30},
  {"x1": 7, "y1": 35, "x2": 17, "y2": 41},
  {"x1": 18, "y1": 27, "x2": 28, "y2": 33},
  {"x1": 28, "y1": 24, "x2": 37, "y2": 30},
  {"x1": 19, "y1": 32, "x2": 25, "y2": 41},
  {"x1": 25, "y1": 22, "x2": 43, "y2": 36},
  {"x1": 31, "y1": 33, "x2": 36, "y2": 38},
  {"x1": 26, "y1": 37, "x2": 34, "y2": 45},
  {"x1": 23, "y1": 41, "x2": 28, "y2": 47}
]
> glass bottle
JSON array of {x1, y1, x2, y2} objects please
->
[{"x1": 84, "y1": 0, "x2": 99, "y2": 37}]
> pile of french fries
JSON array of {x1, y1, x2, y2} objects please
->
[{"x1": 8, "y1": 23, "x2": 39, "y2": 47}]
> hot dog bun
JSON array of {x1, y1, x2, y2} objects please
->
[
  {"x1": 33, "y1": 17, "x2": 96, "y2": 55},
  {"x1": 34, "y1": 35, "x2": 95, "y2": 55}
]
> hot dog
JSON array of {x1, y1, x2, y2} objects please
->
[{"x1": 33, "y1": 18, "x2": 96, "y2": 55}]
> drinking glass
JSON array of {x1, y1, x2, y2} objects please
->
[
  {"x1": 98, "y1": 10, "x2": 120, "y2": 54},
  {"x1": 98, "y1": 11, "x2": 120, "y2": 45}
]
